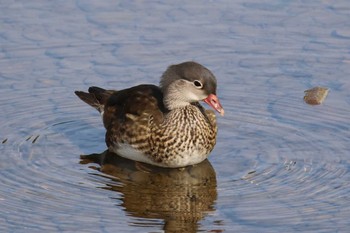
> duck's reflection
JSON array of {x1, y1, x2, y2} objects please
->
[{"x1": 80, "y1": 150, "x2": 217, "y2": 233}]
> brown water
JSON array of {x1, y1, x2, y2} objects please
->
[{"x1": 1, "y1": 1, "x2": 350, "y2": 232}]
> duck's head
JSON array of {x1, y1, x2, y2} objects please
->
[{"x1": 160, "y1": 61, "x2": 224, "y2": 116}]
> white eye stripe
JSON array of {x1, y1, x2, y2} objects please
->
[{"x1": 193, "y1": 80, "x2": 203, "y2": 88}]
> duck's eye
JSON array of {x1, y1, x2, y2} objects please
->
[{"x1": 193, "y1": 80, "x2": 203, "y2": 88}]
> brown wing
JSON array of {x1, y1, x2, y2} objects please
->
[
  {"x1": 75, "y1": 85, "x2": 167, "y2": 148},
  {"x1": 102, "y1": 85, "x2": 167, "y2": 147}
]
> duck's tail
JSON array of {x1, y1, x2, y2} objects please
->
[{"x1": 74, "y1": 86, "x2": 113, "y2": 113}]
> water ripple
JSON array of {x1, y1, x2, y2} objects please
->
[{"x1": 1, "y1": 1, "x2": 350, "y2": 232}]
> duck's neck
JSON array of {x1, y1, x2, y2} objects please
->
[{"x1": 162, "y1": 86, "x2": 190, "y2": 111}]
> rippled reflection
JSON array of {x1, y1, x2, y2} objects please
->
[{"x1": 80, "y1": 150, "x2": 217, "y2": 232}]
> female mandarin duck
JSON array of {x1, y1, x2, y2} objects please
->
[{"x1": 75, "y1": 61, "x2": 224, "y2": 168}]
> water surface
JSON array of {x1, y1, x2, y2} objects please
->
[{"x1": 1, "y1": 1, "x2": 350, "y2": 232}]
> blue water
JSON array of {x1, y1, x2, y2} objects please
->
[{"x1": 1, "y1": 1, "x2": 350, "y2": 232}]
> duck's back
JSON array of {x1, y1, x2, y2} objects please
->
[{"x1": 103, "y1": 85, "x2": 165, "y2": 125}]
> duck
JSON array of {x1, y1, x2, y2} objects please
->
[{"x1": 75, "y1": 61, "x2": 224, "y2": 168}]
